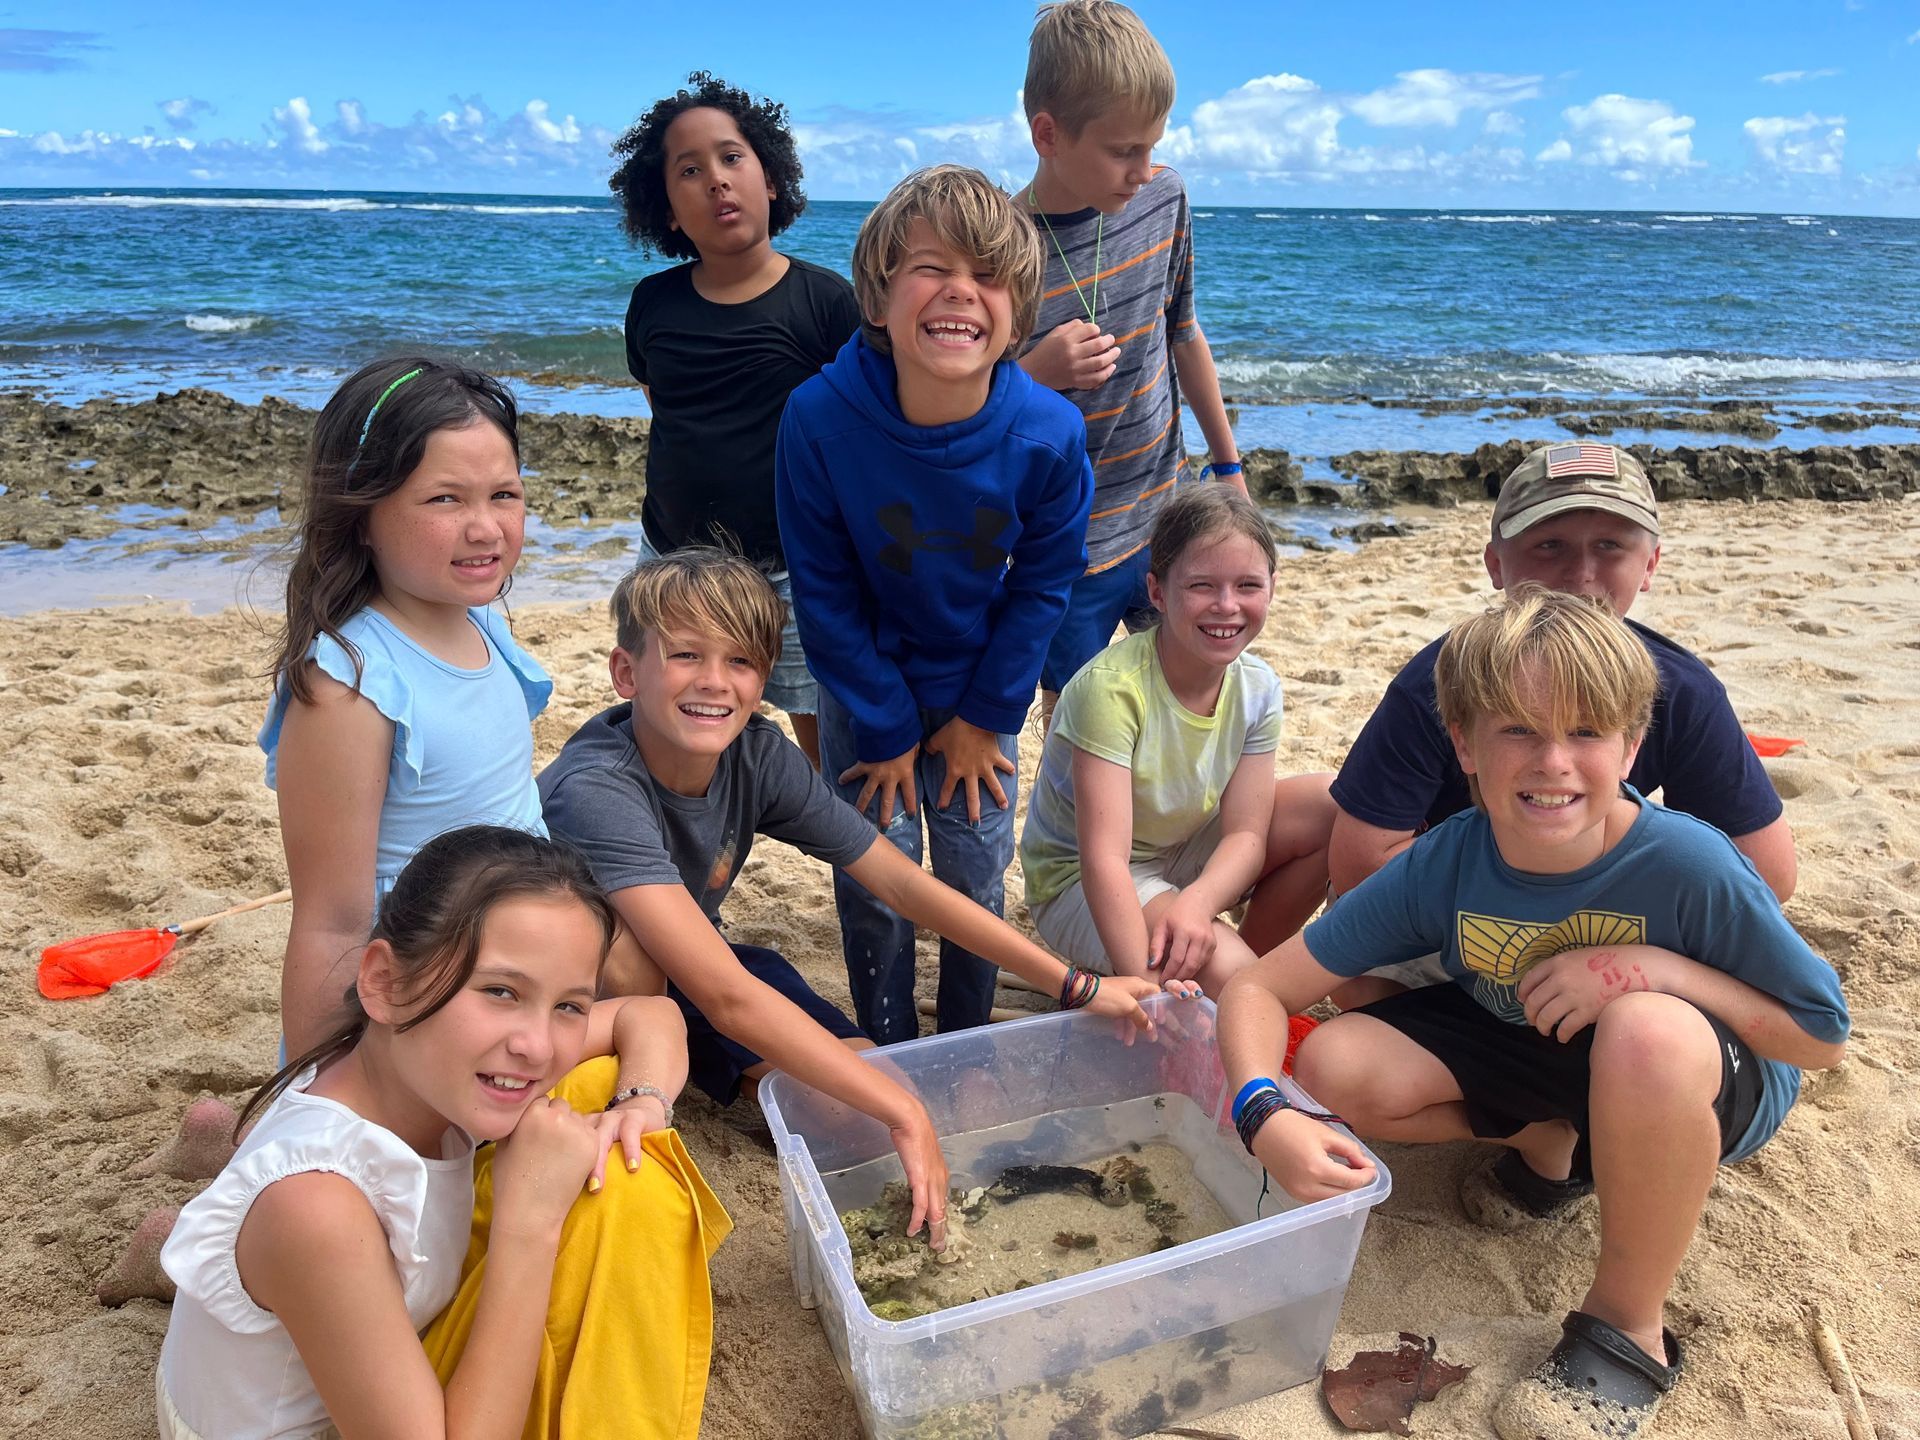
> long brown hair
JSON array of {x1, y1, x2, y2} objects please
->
[
  {"x1": 238, "y1": 826, "x2": 617, "y2": 1134},
  {"x1": 270, "y1": 357, "x2": 521, "y2": 705}
]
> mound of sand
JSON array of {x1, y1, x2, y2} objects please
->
[{"x1": 2, "y1": 497, "x2": 1915, "y2": 1439}]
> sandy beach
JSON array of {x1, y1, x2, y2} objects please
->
[{"x1": 3, "y1": 494, "x2": 1916, "y2": 1440}]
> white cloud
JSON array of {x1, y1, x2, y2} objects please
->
[
  {"x1": 1482, "y1": 109, "x2": 1523, "y2": 137},
  {"x1": 158, "y1": 96, "x2": 211, "y2": 131},
  {"x1": 1536, "y1": 137, "x2": 1573, "y2": 162},
  {"x1": 1349, "y1": 69, "x2": 1542, "y2": 128},
  {"x1": 1759, "y1": 68, "x2": 1840, "y2": 84},
  {"x1": 1177, "y1": 73, "x2": 1345, "y2": 174},
  {"x1": 521, "y1": 99, "x2": 581, "y2": 147},
  {"x1": 1744, "y1": 112, "x2": 1847, "y2": 174},
  {"x1": 795, "y1": 96, "x2": 1032, "y2": 191},
  {"x1": 33, "y1": 129, "x2": 104, "y2": 155},
  {"x1": 336, "y1": 99, "x2": 370, "y2": 137},
  {"x1": 1908, "y1": 27, "x2": 1920, "y2": 43},
  {"x1": 271, "y1": 96, "x2": 328, "y2": 154},
  {"x1": 1545, "y1": 93, "x2": 1696, "y2": 172}
]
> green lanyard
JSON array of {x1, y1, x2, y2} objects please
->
[{"x1": 1029, "y1": 187, "x2": 1101, "y2": 325}]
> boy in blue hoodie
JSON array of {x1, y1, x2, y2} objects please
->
[{"x1": 776, "y1": 165, "x2": 1095, "y2": 1044}]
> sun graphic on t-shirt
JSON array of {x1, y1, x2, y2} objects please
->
[{"x1": 1455, "y1": 909, "x2": 1648, "y2": 1024}]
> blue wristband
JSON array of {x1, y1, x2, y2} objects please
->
[
  {"x1": 1202, "y1": 461, "x2": 1244, "y2": 479},
  {"x1": 1232, "y1": 1076, "x2": 1282, "y2": 1126}
]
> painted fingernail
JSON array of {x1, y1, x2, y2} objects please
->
[
  {"x1": 588, "y1": 1176, "x2": 602, "y2": 1194},
  {"x1": 627, "y1": 1156, "x2": 638, "y2": 1172}
]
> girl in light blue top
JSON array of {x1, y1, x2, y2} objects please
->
[{"x1": 262, "y1": 357, "x2": 552, "y2": 1057}]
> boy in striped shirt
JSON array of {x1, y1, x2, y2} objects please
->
[{"x1": 1018, "y1": 0, "x2": 1247, "y2": 713}]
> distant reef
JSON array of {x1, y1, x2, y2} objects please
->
[{"x1": 3, "y1": 389, "x2": 1917, "y2": 548}]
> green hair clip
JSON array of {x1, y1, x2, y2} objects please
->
[{"x1": 354, "y1": 366, "x2": 424, "y2": 453}]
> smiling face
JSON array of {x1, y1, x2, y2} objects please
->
[
  {"x1": 379, "y1": 893, "x2": 603, "y2": 1143},
  {"x1": 613, "y1": 621, "x2": 767, "y2": 791},
  {"x1": 876, "y1": 217, "x2": 1015, "y2": 421},
  {"x1": 1450, "y1": 662, "x2": 1644, "y2": 874},
  {"x1": 1034, "y1": 108, "x2": 1167, "y2": 214},
  {"x1": 1485, "y1": 509, "x2": 1661, "y2": 618},
  {"x1": 1147, "y1": 529, "x2": 1275, "y2": 674},
  {"x1": 660, "y1": 105, "x2": 775, "y2": 261},
  {"x1": 363, "y1": 420, "x2": 524, "y2": 616}
]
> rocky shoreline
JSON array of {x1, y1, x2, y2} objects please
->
[
  {"x1": 1245, "y1": 439, "x2": 1920, "y2": 508},
  {"x1": 3, "y1": 389, "x2": 1917, "y2": 549}
]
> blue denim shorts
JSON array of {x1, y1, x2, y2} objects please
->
[
  {"x1": 633, "y1": 530, "x2": 817, "y2": 716},
  {"x1": 1040, "y1": 546, "x2": 1157, "y2": 694}
]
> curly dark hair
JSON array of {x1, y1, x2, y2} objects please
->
[{"x1": 608, "y1": 71, "x2": 808, "y2": 260}]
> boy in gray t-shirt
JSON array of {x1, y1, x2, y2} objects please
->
[{"x1": 541, "y1": 548, "x2": 1191, "y2": 1246}]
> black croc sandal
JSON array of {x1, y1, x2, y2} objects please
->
[
  {"x1": 1493, "y1": 1311, "x2": 1683, "y2": 1440},
  {"x1": 1462, "y1": 1149, "x2": 1596, "y2": 1230}
]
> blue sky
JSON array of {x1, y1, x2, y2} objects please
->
[{"x1": 4, "y1": 0, "x2": 1919, "y2": 212}]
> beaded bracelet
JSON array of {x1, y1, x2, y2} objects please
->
[{"x1": 604, "y1": 1083, "x2": 674, "y2": 1131}]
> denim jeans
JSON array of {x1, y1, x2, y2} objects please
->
[{"x1": 816, "y1": 688, "x2": 1016, "y2": 1046}]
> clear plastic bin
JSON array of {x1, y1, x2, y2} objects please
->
[{"x1": 762, "y1": 995, "x2": 1391, "y2": 1439}]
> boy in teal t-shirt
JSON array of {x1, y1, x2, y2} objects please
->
[{"x1": 1218, "y1": 585, "x2": 1848, "y2": 1440}]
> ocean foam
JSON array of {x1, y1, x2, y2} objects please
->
[
  {"x1": 403, "y1": 202, "x2": 595, "y2": 215},
  {"x1": 1449, "y1": 214, "x2": 1556, "y2": 224},
  {"x1": 1552, "y1": 351, "x2": 1920, "y2": 390},
  {"x1": 0, "y1": 195, "x2": 597, "y2": 217},
  {"x1": 0, "y1": 195, "x2": 386, "y2": 212},
  {"x1": 184, "y1": 314, "x2": 263, "y2": 333}
]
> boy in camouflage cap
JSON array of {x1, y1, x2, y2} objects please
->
[{"x1": 1326, "y1": 442, "x2": 1797, "y2": 1002}]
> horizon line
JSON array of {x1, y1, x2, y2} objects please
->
[{"x1": 0, "y1": 184, "x2": 1908, "y2": 223}]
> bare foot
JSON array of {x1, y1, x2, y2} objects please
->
[
  {"x1": 96, "y1": 1205, "x2": 182, "y2": 1306},
  {"x1": 131, "y1": 1097, "x2": 238, "y2": 1181}
]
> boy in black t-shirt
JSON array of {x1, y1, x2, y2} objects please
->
[{"x1": 610, "y1": 71, "x2": 862, "y2": 765}]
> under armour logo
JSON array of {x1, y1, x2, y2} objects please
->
[{"x1": 875, "y1": 503, "x2": 1011, "y2": 576}]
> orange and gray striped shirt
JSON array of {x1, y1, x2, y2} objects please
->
[{"x1": 1022, "y1": 164, "x2": 1197, "y2": 573}]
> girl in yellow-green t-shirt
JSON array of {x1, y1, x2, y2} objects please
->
[{"x1": 1019, "y1": 486, "x2": 1336, "y2": 996}]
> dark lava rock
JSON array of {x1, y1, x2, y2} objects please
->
[
  {"x1": 0, "y1": 389, "x2": 652, "y2": 544},
  {"x1": 1319, "y1": 440, "x2": 1920, "y2": 509}
]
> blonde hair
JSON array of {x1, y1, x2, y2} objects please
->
[
  {"x1": 610, "y1": 547, "x2": 784, "y2": 677},
  {"x1": 1435, "y1": 585, "x2": 1658, "y2": 744},
  {"x1": 851, "y1": 165, "x2": 1042, "y2": 358},
  {"x1": 1025, "y1": 0, "x2": 1176, "y2": 136}
]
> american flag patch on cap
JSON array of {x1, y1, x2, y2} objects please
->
[{"x1": 1544, "y1": 444, "x2": 1619, "y2": 477}]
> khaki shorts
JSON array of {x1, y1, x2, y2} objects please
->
[{"x1": 1030, "y1": 812, "x2": 1225, "y2": 974}]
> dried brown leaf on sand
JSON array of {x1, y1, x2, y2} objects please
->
[{"x1": 1321, "y1": 1331, "x2": 1473, "y2": 1436}]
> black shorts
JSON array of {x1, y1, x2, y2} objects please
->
[
  {"x1": 1353, "y1": 982, "x2": 1765, "y2": 1172},
  {"x1": 670, "y1": 942, "x2": 867, "y2": 1105}
]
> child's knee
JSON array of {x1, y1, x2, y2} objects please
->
[
  {"x1": 1268, "y1": 772, "x2": 1338, "y2": 858},
  {"x1": 1290, "y1": 1017, "x2": 1384, "y2": 1110},
  {"x1": 1591, "y1": 992, "x2": 1721, "y2": 1099},
  {"x1": 1197, "y1": 925, "x2": 1256, "y2": 995}
]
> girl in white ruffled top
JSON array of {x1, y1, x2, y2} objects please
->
[{"x1": 157, "y1": 824, "x2": 731, "y2": 1440}]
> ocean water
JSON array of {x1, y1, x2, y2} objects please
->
[{"x1": 4, "y1": 188, "x2": 1919, "y2": 456}]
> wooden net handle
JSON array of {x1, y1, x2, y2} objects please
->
[{"x1": 176, "y1": 888, "x2": 294, "y2": 937}]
